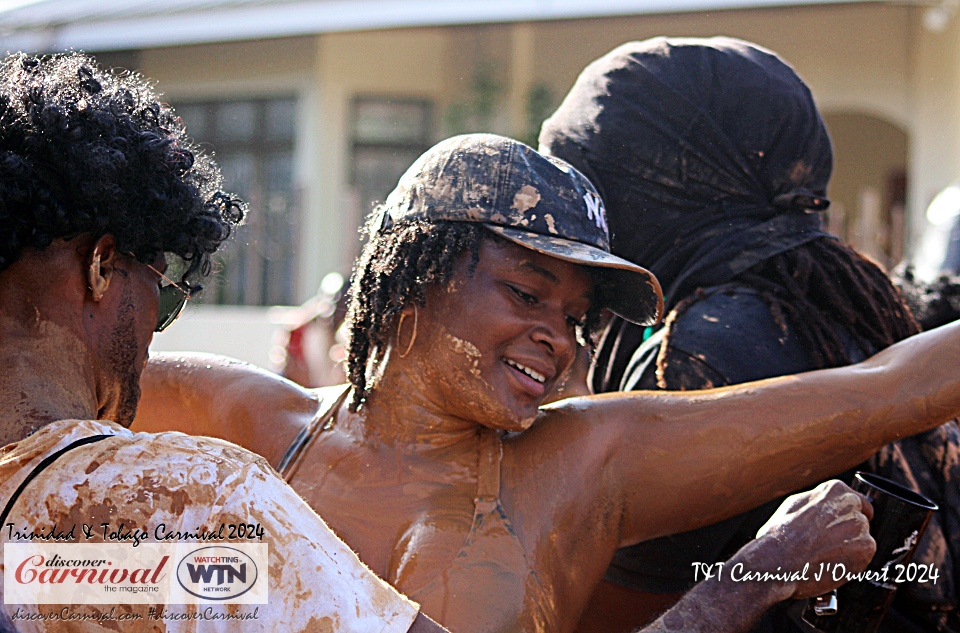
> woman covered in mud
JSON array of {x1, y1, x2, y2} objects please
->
[{"x1": 138, "y1": 134, "x2": 960, "y2": 633}]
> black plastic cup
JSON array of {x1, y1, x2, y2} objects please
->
[{"x1": 799, "y1": 472, "x2": 938, "y2": 633}]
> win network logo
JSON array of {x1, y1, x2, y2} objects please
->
[
  {"x1": 5, "y1": 543, "x2": 268, "y2": 604},
  {"x1": 176, "y1": 547, "x2": 259, "y2": 600}
]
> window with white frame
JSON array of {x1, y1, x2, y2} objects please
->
[
  {"x1": 350, "y1": 97, "x2": 432, "y2": 224},
  {"x1": 175, "y1": 97, "x2": 299, "y2": 306}
]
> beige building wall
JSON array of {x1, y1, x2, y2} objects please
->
[
  {"x1": 313, "y1": 27, "x2": 448, "y2": 282},
  {"x1": 521, "y1": 4, "x2": 913, "y2": 133},
  {"x1": 824, "y1": 113, "x2": 908, "y2": 267}
]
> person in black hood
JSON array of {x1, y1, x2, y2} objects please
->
[{"x1": 541, "y1": 36, "x2": 960, "y2": 633}]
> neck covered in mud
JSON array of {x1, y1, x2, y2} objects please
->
[
  {"x1": 0, "y1": 242, "x2": 104, "y2": 446},
  {"x1": 360, "y1": 360, "x2": 495, "y2": 452},
  {"x1": 0, "y1": 312, "x2": 99, "y2": 445}
]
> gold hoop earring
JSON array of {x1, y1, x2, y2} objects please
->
[{"x1": 397, "y1": 305, "x2": 418, "y2": 359}]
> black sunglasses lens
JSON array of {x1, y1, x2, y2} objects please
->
[{"x1": 156, "y1": 285, "x2": 188, "y2": 332}]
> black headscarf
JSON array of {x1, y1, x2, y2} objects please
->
[{"x1": 539, "y1": 36, "x2": 834, "y2": 391}]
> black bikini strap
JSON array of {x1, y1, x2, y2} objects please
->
[
  {"x1": 0, "y1": 434, "x2": 112, "y2": 530},
  {"x1": 278, "y1": 386, "x2": 350, "y2": 480}
]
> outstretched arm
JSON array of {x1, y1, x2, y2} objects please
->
[
  {"x1": 134, "y1": 352, "x2": 321, "y2": 467},
  {"x1": 548, "y1": 319, "x2": 960, "y2": 546}
]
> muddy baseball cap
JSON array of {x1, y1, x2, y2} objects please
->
[{"x1": 378, "y1": 133, "x2": 663, "y2": 326}]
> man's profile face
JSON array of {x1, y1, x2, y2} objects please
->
[{"x1": 91, "y1": 254, "x2": 164, "y2": 427}]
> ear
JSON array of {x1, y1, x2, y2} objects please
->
[{"x1": 86, "y1": 235, "x2": 120, "y2": 302}]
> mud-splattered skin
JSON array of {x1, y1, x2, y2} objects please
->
[
  {"x1": 138, "y1": 240, "x2": 960, "y2": 633},
  {"x1": 0, "y1": 238, "x2": 159, "y2": 446},
  {"x1": 0, "y1": 237, "x2": 424, "y2": 633},
  {"x1": 281, "y1": 242, "x2": 594, "y2": 632},
  {"x1": 389, "y1": 240, "x2": 592, "y2": 432}
]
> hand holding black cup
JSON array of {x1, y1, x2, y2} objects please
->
[{"x1": 800, "y1": 472, "x2": 938, "y2": 633}]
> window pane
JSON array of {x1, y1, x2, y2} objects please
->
[
  {"x1": 354, "y1": 146, "x2": 422, "y2": 213},
  {"x1": 350, "y1": 97, "x2": 432, "y2": 242},
  {"x1": 265, "y1": 99, "x2": 296, "y2": 141},
  {"x1": 217, "y1": 101, "x2": 257, "y2": 142},
  {"x1": 219, "y1": 152, "x2": 256, "y2": 200},
  {"x1": 176, "y1": 103, "x2": 208, "y2": 140},
  {"x1": 353, "y1": 100, "x2": 429, "y2": 144},
  {"x1": 261, "y1": 153, "x2": 297, "y2": 305},
  {"x1": 211, "y1": 152, "x2": 257, "y2": 305},
  {"x1": 171, "y1": 96, "x2": 298, "y2": 307}
]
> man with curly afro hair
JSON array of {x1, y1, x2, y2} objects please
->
[{"x1": 0, "y1": 53, "x2": 444, "y2": 633}]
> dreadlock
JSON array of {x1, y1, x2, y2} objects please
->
[
  {"x1": 730, "y1": 237, "x2": 919, "y2": 369},
  {"x1": 344, "y1": 216, "x2": 606, "y2": 412},
  {"x1": 344, "y1": 219, "x2": 487, "y2": 412}
]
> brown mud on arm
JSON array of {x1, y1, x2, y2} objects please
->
[
  {"x1": 546, "y1": 319, "x2": 960, "y2": 547},
  {"x1": 640, "y1": 571, "x2": 787, "y2": 633},
  {"x1": 132, "y1": 352, "x2": 322, "y2": 467}
]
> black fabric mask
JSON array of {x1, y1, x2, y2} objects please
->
[{"x1": 540, "y1": 36, "x2": 835, "y2": 392}]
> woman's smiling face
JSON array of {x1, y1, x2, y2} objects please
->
[{"x1": 409, "y1": 236, "x2": 594, "y2": 431}]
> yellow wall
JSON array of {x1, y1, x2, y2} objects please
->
[
  {"x1": 824, "y1": 112, "x2": 909, "y2": 267},
  {"x1": 314, "y1": 27, "x2": 448, "y2": 282},
  {"x1": 140, "y1": 37, "x2": 317, "y2": 97}
]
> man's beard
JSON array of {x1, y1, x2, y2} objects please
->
[{"x1": 107, "y1": 296, "x2": 143, "y2": 427}]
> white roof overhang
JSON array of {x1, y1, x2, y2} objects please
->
[{"x1": 0, "y1": 0, "x2": 885, "y2": 53}]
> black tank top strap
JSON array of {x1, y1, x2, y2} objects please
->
[
  {"x1": 475, "y1": 428, "x2": 503, "y2": 503},
  {"x1": 0, "y1": 433, "x2": 113, "y2": 530}
]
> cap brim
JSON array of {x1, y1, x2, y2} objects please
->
[{"x1": 485, "y1": 225, "x2": 664, "y2": 326}]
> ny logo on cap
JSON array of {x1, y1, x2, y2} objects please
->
[{"x1": 583, "y1": 191, "x2": 608, "y2": 233}]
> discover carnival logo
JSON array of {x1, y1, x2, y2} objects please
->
[
  {"x1": 5, "y1": 543, "x2": 268, "y2": 605},
  {"x1": 176, "y1": 546, "x2": 258, "y2": 600}
]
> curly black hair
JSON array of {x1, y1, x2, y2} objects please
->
[
  {"x1": 0, "y1": 52, "x2": 244, "y2": 286},
  {"x1": 344, "y1": 216, "x2": 604, "y2": 411},
  {"x1": 892, "y1": 264, "x2": 960, "y2": 332}
]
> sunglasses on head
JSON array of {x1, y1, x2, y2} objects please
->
[{"x1": 144, "y1": 263, "x2": 191, "y2": 332}]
